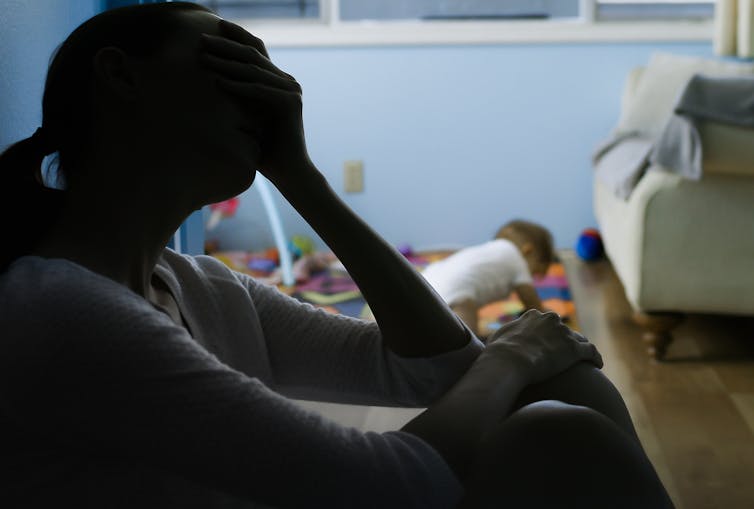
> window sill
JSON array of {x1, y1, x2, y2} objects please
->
[{"x1": 238, "y1": 19, "x2": 714, "y2": 48}]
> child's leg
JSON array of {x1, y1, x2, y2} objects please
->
[
  {"x1": 458, "y1": 400, "x2": 674, "y2": 508},
  {"x1": 451, "y1": 300, "x2": 479, "y2": 338}
]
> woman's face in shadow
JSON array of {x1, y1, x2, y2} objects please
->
[{"x1": 132, "y1": 10, "x2": 260, "y2": 206}]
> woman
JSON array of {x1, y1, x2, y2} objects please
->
[{"x1": 0, "y1": 3, "x2": 673, "y2": 508}]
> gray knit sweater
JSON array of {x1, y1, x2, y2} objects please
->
[{"x1": 0, "y1": 249, "x2": 483, "y2": 508}]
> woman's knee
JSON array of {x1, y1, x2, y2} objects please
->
[
  {"x1": 514, "y1": 362, "x2": 639, "y2": 440},
  {"x1": 498, "y1": 399, "x2": 613, "y2": 450},
  {"x1": 459, "y1": 401, "x2": 673, "y2": 509},
  {"x1": 464, "y1": 400, "x2": 618, "y2": 480}
]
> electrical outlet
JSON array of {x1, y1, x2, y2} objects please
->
[{"x1": 344, "y1": 160, "x2": 364, "y2": 193}]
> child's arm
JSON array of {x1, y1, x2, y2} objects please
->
[
  {"x1": 450, "y1": 299, "x2": 479, "y2": 337},
  {"x1": 514, "y1": 283, "x2": 545, "y2": 312}
]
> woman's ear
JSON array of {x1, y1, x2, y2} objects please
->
[
  {"x1": 521, "y1": 242, "x2": 534, "y2": 256},
  {"x1": 93, "y1": 46, "x2": 139, "y2": 101}
]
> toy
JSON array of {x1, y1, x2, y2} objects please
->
[
  {"x1": 575, "y1": 228, "x2": 604, "y2": 261},
  {"x1": 263, "y1": 247, "x2": 280, "y2": 265},
  {"x1": 205, "y1": 175, "x2": 296, "y2": 286},
  {"x1": 206, "y1": 196, "x2": 240, "y2": 230},
  {"x1": 258, "y1": 251, "x2": 339, "y2": 286},
  {"x1": 288, "y1": 235, "x2": 315, "y2": 259},
  {"x1": 247, "y1": 257, "x2": 277, "y2": 273},
  {"x1": 397, "y1": 243, "x2": 413, "y2": 258}
]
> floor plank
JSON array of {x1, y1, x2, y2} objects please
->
[{"x1": 561, "y1": 250, "x2": 754, "y2": 509}]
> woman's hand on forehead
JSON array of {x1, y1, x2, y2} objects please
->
[
  {"x1": 200, "y1": 20, "x2": 295, "y2": 86},
  {"x1": 197, "y1": 18, "x2": 309, "y2": 187},
  {"x1": 199, "y1": 33, "x2": 299, "y2": 93},
  {"x1": 218, "y1": 19, "x2": 269, "y2": 59}
]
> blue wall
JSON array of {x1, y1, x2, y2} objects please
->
[
  {"x1": 0, "y1": 2, "x2": 714, "y2": 254},
  {"x1": 207, "y1": 40, "x2": 714, "y2": 253},
  {"x1": 0, "y1": 0, "x2": 99, "y2": 150}
]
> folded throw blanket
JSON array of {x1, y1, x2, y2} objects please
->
[
  {"x1": 592, "y1": 131, "x2": 654, "y2": 200},
  {"x1": 594, "y1": 74, "x2": 754, "y2": 199},
  {"x1": 651, "y1": 74, "x2": 754, "y2": 180}
]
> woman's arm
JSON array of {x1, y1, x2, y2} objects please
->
[
  {"x1": 243, "y1": 271, "x2": 482, "y2": 406},
  {"x1": 0, "y1": 262, "x2": 464, "y2": 508},
  {"x1": 202, "y1": 23, "x2": 473, "y2": 358},
  {"x1": 402, "y1": 310, "x2": 603, "y2": 480},
  {"x1": 276, "y1": 168, "x2": 473, "y2": 357}
]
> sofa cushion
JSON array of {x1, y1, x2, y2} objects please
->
[
  {"x1": 617, "y1": 52, "x2": 754, "y2": 138},
  {"x1": 700, "y1": 121, "x2": 754, "y2": 177}
]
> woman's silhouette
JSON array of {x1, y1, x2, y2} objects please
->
[{"x1": 0, "y1": 3, "x2": 673, "y2": 508}]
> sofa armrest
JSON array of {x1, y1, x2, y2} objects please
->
[{"x1": 595, "y1": 167, "x2": 754, "y2": 314}]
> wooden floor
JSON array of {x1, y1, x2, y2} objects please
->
[
  {"x1": 561, "y1": 250, "x2": 754, "y2": 509},
  {"x1": 296, "y1": 250, "x2": 754, "y2": 508}
]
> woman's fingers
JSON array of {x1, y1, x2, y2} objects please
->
[
  {"x1": 219, "y1": 19, "x2": 270, "y2": 58},
  {"x1": 516, "y1": 309, "x2": 603, "y2": 367},
  {"x1": 200, "y1": 32, "x2": 301, "y2": 92},
  {"x1": 571, "y1": 330, "x2": 590, "y2": 342},
  {"x1": 577, "y1": 341, "x2": 603, "y2": 368},
  {"x1": 216, "y1": 20, "x2": 300, "y2": 81},
  {"x1": 215, "y1": 78, "x2": 300, "y2": 106},
  {"x1": 200, "y1": 52, "x2": 301, "y2": 93},
  {"x1": 201, "y1": 33, "x2": 262, "y2": 64},
  {"x1": 201, "y1": 33, "x2": 293, "y2": 80}
]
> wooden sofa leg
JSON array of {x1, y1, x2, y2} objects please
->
[{"x1": 632, "y1": 311, "x2": 684, "y2": 361}]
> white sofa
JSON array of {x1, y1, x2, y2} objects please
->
[{"x1": 593, "y1": 53, "x2": 754, "y2": 360}]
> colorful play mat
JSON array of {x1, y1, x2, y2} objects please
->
[{"x1": 208, "y1": 249, "x2": 577, "y2": 336}]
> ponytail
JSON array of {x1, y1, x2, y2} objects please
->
[
  {"x1": 0, "y1": 129, "x2": 65, "y2": 272},
  {"x1": 0, "y1": 2, "x2": 214, "y2": 273}
]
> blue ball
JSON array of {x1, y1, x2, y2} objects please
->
[{"x1": 576, "y1": 233, "x2": 604, "y2": 261}]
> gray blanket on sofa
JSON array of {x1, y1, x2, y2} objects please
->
[
  {"x1": 592, "y1": 131, "x2": 654, "y2": 200},
  {"x1": 650, "y1": 74, "x2": 754, "y2": 180},
  {"x1": 594, "y1": 73, "x2": 754, "y2": 200}
]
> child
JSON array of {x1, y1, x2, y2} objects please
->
[{"x1": 420, "y1": 219, "x2": 556, "y2": 337}]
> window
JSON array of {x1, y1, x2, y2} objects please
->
[
  {"x1": 595, "y1": 1, "x2": 714, "y2": 21},
  {"x1": 194, "y1": 0, "x2": 714, "y2": 47},
  {"x1": 194, "y1": 0, "x2": 320, "y2": 20},
  {"x1": 337, "y1": 1, "x2": 580, "y2": 22},
  {"x1": 198, "y1": 0, "x2": 713, "y2": 22}
]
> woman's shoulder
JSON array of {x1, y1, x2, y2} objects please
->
[
  {"x1": 1, "y1": 256, "x2": 150, "y2": 330},
  {"x1": 2, "y1": 255, "x2": 125, "y2": 299},
  {"x1": 0, "y1": 256, "x2": 163, "y2": 366}
]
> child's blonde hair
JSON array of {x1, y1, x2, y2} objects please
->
[{"x1": 495, "y1": 219, "x2": 555, "y2": 268}]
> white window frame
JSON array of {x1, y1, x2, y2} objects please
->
[{"x1": 233, "y1": 0, "x2": 713, "y2": 48}]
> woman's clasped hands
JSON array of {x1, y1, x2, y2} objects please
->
[{"x1": 483, "y1": 309, "x2": 603, "y2": 385}]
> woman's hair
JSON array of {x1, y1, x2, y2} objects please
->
[{"x1": 0, "y1": 1, "x2": 213, "y2": 271}]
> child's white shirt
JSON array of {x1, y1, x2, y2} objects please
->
[{"x1": 421, "y1": 239, "x2": 533, "y2": 306}]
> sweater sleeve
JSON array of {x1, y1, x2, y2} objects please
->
[
  {"x1": 236, "y1": 270, "x2": 484, "y2": 406},
  {"x1": 0, "y1": 259, "x2": 462, "y2": 509}
]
